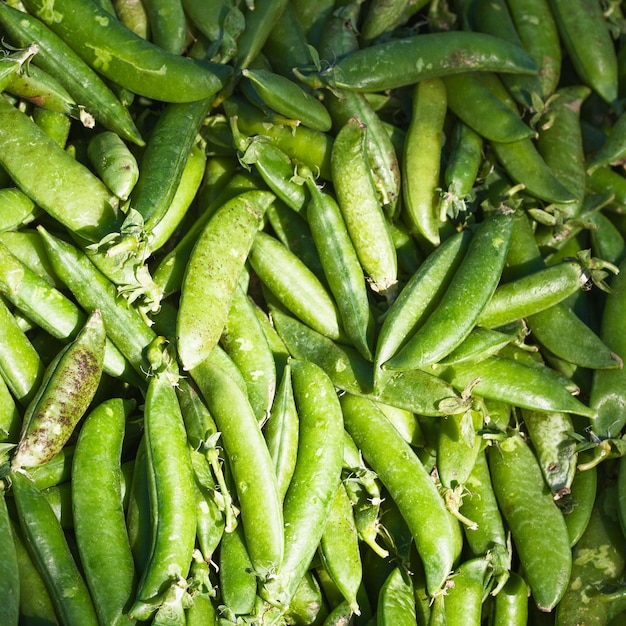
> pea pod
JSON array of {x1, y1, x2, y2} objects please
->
[
  {"x1": 142, "y1": 0, "x2": 186, "y2": 54},
  {"x1": 491, "y1": 571, "x2": 530, "y2": 626},
  {"x1": 377, "y1": 566, "x2": 416, "y2": 626},
  {"x1": 11, "y1": 310, "x2": 106, "y2": 470},
  {"x1": 488, "y1": 431, "x2": 572, "y2": 611},
  {"x1": 563, "y1": 453, "x2": 597, "y2": 546},
  {"x1": 443, "y1": 556, "x2": 492, "y2": 625},
  {"x1": 0, "y1": 490, "x2": 19, "y2": 626}
]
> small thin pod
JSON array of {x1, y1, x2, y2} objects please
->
[
  {"x1": 10, "y1": 470, "x2": 100, "y2": 626},
  {"x1": 341, "y1": 393, "x2": 461, "y2": 596},
  {"x1": 402, "y1": 77, "x2": 447, "y2": 246},
  {"x1": 487, "y1": 432, "x2": 572, "y2": 611},
  {"x1": 72, "y1": 397, "x2": 138, "y2": 626},
  {"x1": 11, "y1": 310, "x2": 106, "y2": 471},
  {"x1": 0, "y1": 490, "x2": 19, "y2": 626},
  {"x1": 129, "y1": 370, "x2": 197, "y2": 621},
  {"x1": 177, "y1": 190, "x2": 272, "y2": 371},
  {"x1": 331, "y1": 116, "x2": 398, "y2": 297},
  {"x1": 260, "y1": 358, "x2": 344, "y2": 612},
  {"x1": 385, "y1": 210, "x2": 514, "y2": 370}
]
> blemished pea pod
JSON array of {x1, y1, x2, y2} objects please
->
[
  {"x1": 21, "y1": 0, "x2": 232, "y2": 102},
  {"x1": 341, "y1": 394, "x2": 462, "y2": 596},
  {"x1": 331, "y1": 116, "x2": 398, "y2": 297},
  {"x1": 319, "y1": 481, "x2": 362, "y2": 614},
  {"x1": 260, "y1": 358, "x2": 344, "y2": 611},
  {"x1": 270, "y1": 306, "x2": 460, "y2": 417},
  {"x1": 443, "y1": 72, "x2": 536, "y2": 143},
  {"x1": 87, "y1": 131, "x2": 139, "y2": 201},
  {"x1": 0, "y1": 97, "x2": 121, "y2": 243},
  {"x1": 11, "y1": 309, "x2": 106, "y2": 470},
  {"x1": 0, "y1": 2, "x2": 143, "y2": 145},
  {"x1": 319, "y1": 30, "x2": 539, "y2": 92},
  {"x1": 402, "y1": 77, "x2": 447, "y2": 246},
  {"x1": 129, "y1": 370, "x2": 197, "y2": 621},
  {"x1": 0, "y1": 490, "x2": 19, "y2": 626},
  {"x1": 491, "y1": 571, "x2": 530, "y2": 626},
  {"x1": 249, "y1": 231, "x2": 346, "y2": 343},
  {"x1": 548, "y1": 0, "x2": 618, "y2": 103},
  {"x1": 443, "y1": 556, "x2": 492, "y2": 625},
  {"x1": 375, "y1": 228, "x2": 472, "y2": 371},
  {"x1": 72, "y1": 398, "x2": 137, "y2": 626},
  {"x1": 520, "y1": 408, "x2": 577, "y2": 496},
  {"x1": 242, "y1": 68, "x2": 332, "y2": 132},
  {"x1": 10, "y1": 470, "x2": 100, "y2": 626},
  {"x1": 176, "y1": 190, "x2": 271, "y2": 372},
  {"x1": 190, "y1": 357, "x2": 284, "y2": 578},
  {"x1": 476, "y1": 259, "x2": 590, "y2": 328},
  {"x1": 488, "y1": 432, "x2": 572, "y2": 611},
  {"x1": 384, "y1": 209, "x2": 514, "y2": 370},
  {"x1": 376, "y1": 566, "x2": 417, "y2": 626},
  {"x1": 305, "y1": 176, "x2": 375, "y2": 360}
]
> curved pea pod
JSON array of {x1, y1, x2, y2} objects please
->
[
  {"x1": 377, "y1": 566, "x2": 417, "y2": 626},
  {"x1": 487, "y1": 432, "x2": 572, "y2": 611},
  {"x1": 72, "y1": 398, "x2": 138, "y2": 626},
  {"x1": 0, "y1": 97, "x2": 120, "y2": 243},
  {"x1": 443, "y1": 556, "x2": 492, "y2": 625},
  {"x1": 564, "y1": 453, "x2": 597, "y2": 546},
  {"x1": 319, "y1": 31, "x2": 538, "y2": 92},
  {"x1": 0, "y1": 373, "x2": 20, "y2": 443},
  {"x1": 260, "y1": 358, "x2": 344, "y2": 611},
  {"x1": 0, "y1": 490, "x2": 19, "y2": 626},
  {"x1": 548, "y1": 0, "x2": 618, "y2": 104},
  {"x1": 219, "y1": 525, "x2": 257, "y2": 619},
  {"x1": 129, "y1": 370, "x2": 197, "y2": 621},
  {"x1": 10, "y1": 470, "x2": 100, "y2": 626},
  {"x1": 11, "y1": 310, "x2": 106, "y2": 471},
  {"x1": 271, "y1": 306, "x2": 460, "y2": 417},
  {"x1": 402, "y1": 77, "x2": 447, "y2": 247},
  {"x1": 437, "y1": 324, "x2": 521, "y2": 366},
  {"x1": 491, "y1": 571, "x2": 530, "y2": 626},
  {"x1": 21, "y1": 0, "x2": 232, "y2": 103},
  {"x1": 249, "y1": 231, "x2": 346, "y2": 343},
  {"x1": 341, "y1": 393, "x2": 462, "y2": 596},
  {"x1": 87, "y1": 131, "x2": 139, "y2": 201},
  {"x1": 191, "y1": 357, "x2": 284, "y2": 579},
  {"x1": 242, "y1": 68, "x2": 332, "y2": 132},
  {"x1": 305, "y1": 177, "x2": 375, "y2": 360},
  {"x1": 384, "y1": 210, "x2": 514, "y2": 370},
  {"x1": 176, "y1": 190, "x2": 272, "y2": 372},
  {"x1": 331, "y1": 116, "x2": 398, "y2": 298},
  {"x1": 520, "y1": 408, "x2": 577, "y2": 497},
  {"x1": 556, "y1": 476, "x2": 626, "y2": 624}
]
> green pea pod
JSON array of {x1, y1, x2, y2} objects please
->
[
  {"x1": 260, "y1": 358, "x2": 344, "y2": 611},
  {"x1": 402, "y1": 77, "x2": 447, "y2": 246},
  {"x1": 319, "y1": 30, "x2": 539, "y2": 92},
  {"x1": 488, "y1": 432, "x2": 572, "y2": 611},
  {"x1": 219, "y1": 525, "x2": 257, "y2": 618},
  {"x1": 0, "y1": 490, "x2": 19, "y2": 626},
  {"x1": 129, "y1": 370, "x2": 197, "y2": 621},
  {"x1": 176, "y1": 190, "x2": 271, "y2": 371},
  {"x1": 385, "y1": 210, "x2": 514, "y2": 370},
  {"x1": 444, "y1": 556, "x2": 492, "y2": 625},
  {"x1": 319, "y1": 481, "x2": 362, "y2": 614},
  {"x1": 0, "y1": 97, "x2": 121, "y2": 243},
  {"x1": 0, "y1": 2, "x2": 143, "y2": 145},
  {"x1": 341, "y1": 393, "x2": 462, "y2": 596},
  {"x1": 32, "y1": 106, "x2": 71, "y2": 148},
  {"x1": 361, "y1": 0, "x2": 429, "y2": 44},
  {"x1": 0, "y1": 43, "x2": 38, "y2": 92},
  {"x1": 10, "y1": 470, "x2": 100, "y2": 626},
  {"x1": 191, "y1": 357, "x2": 284, "y2": 578},
  {"x1": 0, "y1": 372, "x2": 20, "y2": 443},
  {"x1": 11, "y1": 310, "x2": 106, "y2": 470},
  {"x1": 588, "y1": 110, "x2": 626, "y2": 173},
  {"x1": 437, "y1": 325, "x2": 521, "y2": 366},
  {"x1": 491, "y1": 571, "x2": 530, "y2": 626},
  {"x1": 548, "y1": 0, "x2": 618, "y2": 104},
  {"x1": 21, "y1": 0, "x2": 232, "y2": 102},
  {"x1": 142, "y1": 0, "x2": 186, "y2": 54},
  {"x1": 0, "y1": 188, "x2": 38, "y2": 234},
  {"x1": 306, "y1": 176, "x2": 375, "y2": 360},
  {"x1": 114, "y1": 0, "x2": 150, "y2": 38},
  {"x1": 72, "y1": 398, "x2": 138, "y2": 626},
  {"x1": 377, "y1": 566, "x2": 417, "y2": 626},
  {"x1": 564, "y1": 453, "x2": 597, "y2": 546},
  {"x1": 87, "y1": 131, "x2": 139, "y2": 202}
]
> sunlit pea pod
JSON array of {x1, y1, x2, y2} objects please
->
[
  {"x1": 141, "y1": 0, "x2": 186, "y2": 54},
  {"x1": 0, "y1": 230, "x2": 61, "y2": 289},
  {"x1": 488, "y1": 432, "x2": 573, "y2": 612},
  {"x1": 0, "y1": 2, "x2": 143, "y2": 145},
  {"x1": 114, "y1": 0, "x2": 151, "y2": 39},
  {"x1": 491, "y1": 571, "x2": 530, "y2": 626},
  {"x1": 21, "y1": 0, "x2": 232, "y2": 103},
  {"x1": 376, "y1": 566, "x2": 417, "y2": 626},
  {"x1": 0, "y1": 97, "x2": 121, "y2": 243},
  {"x1": 402, "y1": 77, "x2": 447, "y2": 247},
  {"x1": 284, "y1": 571, "x2": 330, "y2": 626},
  {"x1": 176, "y1": 190, "x2": 272, "y2": 372},
  {"x1": 385, "y1": 210, "x2": 515, "y2": 371},
  {"x1": 0, "y1": 43, "x2": 39, "y2": 92},
  {"x1": 259, "y1": 358, "x2": 345, "y2": 613},
  {"x1": 332, "y1": 116, "x2": 398, "y2": 298},
  {"x1": 242, "y1": 68, "x2": 332, "y2": 133},
  {"x1": 32, "y1": 107, "x2": 71, "y2": 148},
  {"x1": 249, "y1": 231, "x2": 346, "y2": 343},
  {"x1": 0, "y1": 187, "x2": 39, "y2": 233},
  {"x1": 0, "y1": 372, "x2": 20, "y2": 443},
  {"x1": 270, "y1": 305, "x2": 460, "y2": 417},
  {"x1": 563, "y1": 451, "x2": 597, "y2": 547},
  {"x1": 443, "y1": 556, "x2": 492, "y2": 626},
  {"x1": 319, "y1": 30, "x2": 539, "y2": 92},
  {"x1": 549, "y1": 0, "x2": 618, "y2": 104},
  {"x1": 184, "y1": 553, "x2": 218, "y2": 626},
  {"x1": 221, "y1": 283, "x2": 277, "y2": 422},
  {"x1": 87, "y1": 131, "x2": 139, "y2": 202}
]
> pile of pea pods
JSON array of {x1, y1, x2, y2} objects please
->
[{"x1": 4, "y1": 0, "x2": 626, "y2": 624}]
